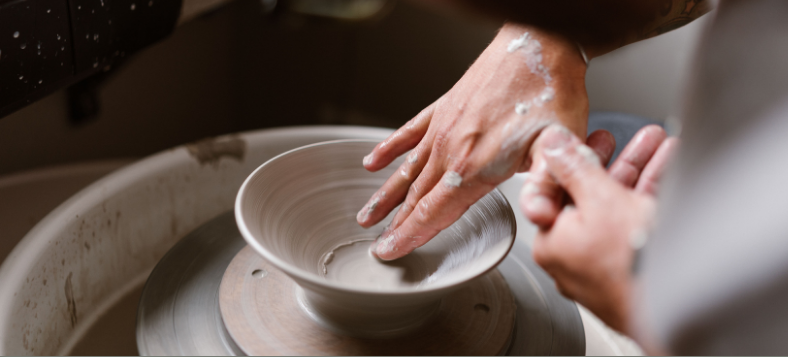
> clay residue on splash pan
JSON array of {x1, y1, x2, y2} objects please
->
[
  {"x1": 185, "y1": 135, "x2": 247, "y2": 167},
  {"x1": 64, "y1": 272, "x2": 77, "y2": 328}
]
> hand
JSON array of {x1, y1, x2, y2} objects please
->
[
  {"x1": 523, "y1": 124, "x2": 678, "y2": 333},
  {"x1": 357, "y1": 22, "x2": 589, "y2": 260},
  {"x1": 522, "y1": 124, "x2": 676, "y2": 227}
]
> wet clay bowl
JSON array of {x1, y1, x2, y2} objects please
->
[{"x1": 235, "y1": 140, "x2": 516, "y2": 338}]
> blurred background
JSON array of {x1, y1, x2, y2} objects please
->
[{"x1": 0, "y1": 0, "x2": 710, "y2": 176}]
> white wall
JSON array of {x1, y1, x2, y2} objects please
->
[{"x1": 586, "y1": 14, "x2": 713, "y2": 120}]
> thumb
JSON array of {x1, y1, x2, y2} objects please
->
[{"x1": 536, "y1": 125, "x2": 614, "y2": 206}]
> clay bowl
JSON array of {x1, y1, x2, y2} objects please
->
[{"x1": 235, "y1": 140, "x2": 516, "y2": 338}]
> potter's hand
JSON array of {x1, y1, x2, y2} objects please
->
[
  {"x1": 525, "y1": 124, "x2": 677, "y2": 333},
  {"x1": 522, "y1": 124, "x2": 676, "y2": 228},
  {"x1": 357, "y1": 23, "x2": 589, "y2": 260}
]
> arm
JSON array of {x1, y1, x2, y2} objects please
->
[
  {"x1": 359, "y1": 0, "x2": 710, "y2": 260},
  {"x1": 431, "y1": 0, "x2": 714, "y2": 58}
]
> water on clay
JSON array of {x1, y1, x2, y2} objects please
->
[{"x1": 321, "y1": 239, "x2": 431, "y2": 289}]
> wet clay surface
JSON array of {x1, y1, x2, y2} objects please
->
[{"x1": 321, "y1": 239, "x2": 431, "y2": 289}]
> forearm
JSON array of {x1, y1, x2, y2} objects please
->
[
  {"x1": 430, "y1": 0, "x2": 713, "y2": 58},
  {"x1": 587, "y1": 0, "x2": 714, "y2": 58}
]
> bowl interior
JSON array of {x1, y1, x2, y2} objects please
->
[{"x1": 236, "y1": 140, "x2": 515, "y2": 292}]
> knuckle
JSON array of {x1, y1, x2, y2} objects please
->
[
  {"x1": 413, "y1": 200, "x2": 437, "y2": 228},
  {"x1": 408, "y1": 182, "x2": 421, "y2": 196},
  {"x1": 399, "y1": 200, "x2": 414, "y2": 216}
]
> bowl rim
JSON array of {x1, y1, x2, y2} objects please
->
[{"x1": 235, "y1": 139, "x2": 517, "y2": 296}]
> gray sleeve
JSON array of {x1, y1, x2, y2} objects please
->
[
  {"x1": 633, "y1": 0, "x2": 788, "y2": 354},
  {"x1": 638, "y1": 98, "x2": 788, "y2": 354}
]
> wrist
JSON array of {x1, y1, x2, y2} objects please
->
[
  {"x1": 493, "y1": 23, "x2": 589, "y2": 135},
  {"x1": 497, "y1": 22, "x2": 588, "y2": 76}
]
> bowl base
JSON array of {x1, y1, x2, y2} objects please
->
[{"x1": 219, "y1": 246, "x2": 517, "y2": 355}]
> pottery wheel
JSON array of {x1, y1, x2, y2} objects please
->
[
  {"x1": 220, "y1": 246, "x2": 515, "y2": 355},
  {"x1": 137, "y1": 211, "x2": 585, "y2": 355}
]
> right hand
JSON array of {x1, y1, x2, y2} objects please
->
[
  {"x1": 522, "y1": 124, "x2": 678, "y2": 229},
  {"x1": 523, "y1": 124, "x2": 678, "y2": 332}
]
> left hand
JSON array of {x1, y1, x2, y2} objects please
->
[
  {"x1": 357, "y1": 23, "x2": 590, "y2": 260},
  {"x1": 524, "y1": 124, "x2": 677, "y2": 333}
]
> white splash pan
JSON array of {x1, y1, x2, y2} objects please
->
[
  {"x1": 0, "y1": 125, "x2": 638, "y2": 355},
  {"x1": 0, "y1": 126, "x2": 396, "y2": 355}
]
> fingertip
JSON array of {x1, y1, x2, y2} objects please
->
[
  {"x1": 586, "y1": 129, "x2": 616, "y2": 167},
  {"x1": 369, "y1": 236, "x2": 385, "y2": 259},
  {"x1": 374, "y1": 233, "x2": 404, "y2": 261},
  {"x1": 521, "y1": 195, "x2": 560, "y2": 228},
  {"x1": 538, "y1": 124, "x2": 575, "y2": 154},
  {"x1": 356, "y1": 208, "x2": 367, "y2": 226},
  {"x1": 662, "y1": 136, "x2": 680, "y2": 152},
  {"x1": 362, "y1": 153, "x2": 374, "y2": 170},
  {"x1": 643, "y1": 124, "x2": 668, "y2": 137}
]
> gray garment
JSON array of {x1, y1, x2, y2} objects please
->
[
  {"x1": 587, "y1": 111, "x2": 664, "y2": 165},
  {"x1": 637, "y1": 0, "x2": 788, "y2": 354}
]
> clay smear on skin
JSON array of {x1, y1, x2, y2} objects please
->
[
  {"x1": 483, "y1": 116, "x2": 553, "y2": 178},
  {"x1": 408, "y1": 152, "x2": 418, "y2": 164},
  {"x1": 357, "y1": 191, "x2": 385, "y2": 223},
  {"x1": 541, "y1": 127, "x2": 600, "y2": 171},
  {"x1": 363, "y1": 153, "x2": 374, "y2": 166},
  {"x1": 508, "y1": 32, "x2": 555, "y2": 116},
  {"x1": 489, "y1": 32, "x2": 559, "y2": 178},
  {"x1": 507, "y1": 32, "x2": 552, "y2": 83},
  {"x1": 376, "y1": 233, "x2": 398, "y2": 255},
  {"x1": 514, "y1": 87, "x2": 555, "y2": 115},
  {"x1": 443, "y1": 171, "x2": 463, "y2": 188},
  {"x1": 575, "y1": 144, "x2": 600, "y2": 165}
]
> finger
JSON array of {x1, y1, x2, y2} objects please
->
[
  {"x1": 520, "y1": 153, "x2": 563, "y2": 228},
  {"x1": 385, "y1": 154, "x2": 445, "y2": 231},
  {"x1": 363, "y1": 102, "x2": 436, "y2": 172},
  {"x1": 520, "y1": 129, "x2": 614, "y2": 228},
  {"x1": 607, "y1": 125, "x2": 667, "y2": 188},
  {"x1": 373, "y1": 171, "x2": 494, "y2": 260},
  {"x1": 536, "y1": 125, "x2": 612, "y2": 206},
  {"x1": 586, "y1": 129, "x2": 616, "y2": 167},
  {"x1": 634, "y1": 137, "x2": 679, "y2": 196},
  {"x1": 357, "y1": 144, "x2": 431, "y2": 227}
]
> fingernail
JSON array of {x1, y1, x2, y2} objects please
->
[
  {"x1": 443, "y1": 171, "x2": 463, "y2": 188},
  {"x1": 363, "y1": 153, "x2": 374, "y2": 166},
  {"x1": 356, "y1": 206, "x2": 368, "y2": 223},
  {"x1": 375, "y1": 233, "x2": 398, "y2": 260},
  {"x1": 525, "y1": 195, "x2": 552, "y2": 215},
  {"x1": 542, "y1": 125, "x2": 572, "y2": 155},
  {"x1": 357, "y1": 192, "x2": 384, "y2": 224},
  {"x1": 369, "y1": 235, "x2": 381, "y2": 256},
  {"x1": 575, "y1": 144, "x2": 600, "y2": 165},
  {"x1": 520, "y1": 182, "x2": 539, "y2": 197}
]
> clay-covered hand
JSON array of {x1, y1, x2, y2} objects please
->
[
  {"x1": 522, "y1": 124, "x2": 676, "y2": 228},
  {"x1": 524, "y1": 124, "x2": 677, "y2": 333},
  {"x1": 357, "y1": 22, "x2": 589, "y2": 260}
]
